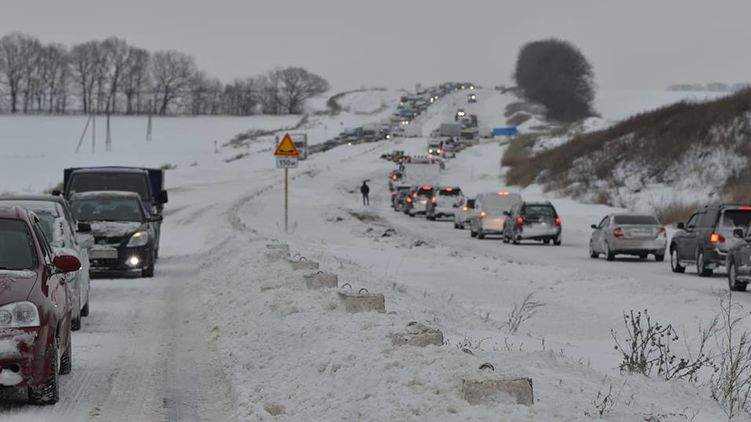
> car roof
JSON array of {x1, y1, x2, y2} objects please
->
[
  {"x1": 0, "y1": 205, "x2": 34, "y2": 222},
  {"x1": 70, "y1": 191, "x2": 142, "y2": 200},
  {"x1": 0, "y1": 194, "x2": 69, "y2": 207},
  {"x1": 70, "y1": 166, "x2": 147, "y2": 174}
]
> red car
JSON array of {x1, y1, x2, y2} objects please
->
[{"x1": 0, "y1": 207, "x2": 80, "y2": 405}]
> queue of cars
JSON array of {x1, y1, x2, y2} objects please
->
[
  {"x1": 0, "y1": 166, "x2": 168, "y2": 404},
  {"x1": 386, "y1": 151, "x2": 751, "y2": 294}
]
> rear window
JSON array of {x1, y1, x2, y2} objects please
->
[
  {"x1": 417, "y1": 187, "x2": 435, "y2": 195},
  {"x1": 613, "y1": 215, "x2": 660, "y2": 225},
  {"x1": 0, "y1": 219, "x2": 36, "y2": 270},
  {"x1": 720, "y1": 210, "x2": 751, "y2": 229},
  {"x1": 522, "y1": 205, "x2": 556, "y2": 216},
  {"x1": 439, "y1": 188, "x2": 462, "y2": 196},
  {"x1": 482, "y1": 195, "x2": 521, "y2": 213}
]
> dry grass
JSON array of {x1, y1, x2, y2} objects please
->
[
  {"x1": 653, "y1": 201, "x2": 702, "y2": 225},
  {"x1": 506, "y1": 112, "x2": 531, "y2": 127}
]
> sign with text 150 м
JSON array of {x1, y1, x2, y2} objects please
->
[{"x1": 274, "y1": 133, "x2": 299, "y2": 168}]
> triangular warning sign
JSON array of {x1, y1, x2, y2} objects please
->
[{"x1": 274, "y1": 133, "x2": 300, "y2": 157}]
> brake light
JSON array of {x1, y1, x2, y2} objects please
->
[
  {"x1": 710, "y1": 232, "x2": 725, "y2": 245},
  {"x1": 613, "y1": 227, "x2": 623, "y2": 238},
  {"x1": 406, "y1": 197, "x2": 412, "y2": 203},
  {"x1": 555, "y1": 217, "x2": 561, "y2": 225},
  {"x1": 463, "y1": 207, "x2": 468, "y2": 212},
  {"x1": 516, "y1": 216, "x2": 524, "y2": 224},
  {"x1": 431, "y1": 197, "x2": 437, "y2": 204},
  {"x1": 423, "y1": 186, "x2": 433, "y2": 190},
  {"x1": 497, "y1": 191, "x2": 509, "y2": 196},
  {"x1": 480, "y1": 211, "x2": 487, "y2": 218},
  {"x1": 412, "y1": 193, "x2": 418, "y2": 198},
  {"x1": 445, "y1": 187, "x2": 453, "y2": 192},
  {"x1": 391, "y1": 175, "x2": 397, "y2": 180}
]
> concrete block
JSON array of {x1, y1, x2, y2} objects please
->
[
  {"x1": 337, "y1": 289, "x2": 385, "y2": 313},
  {"x1": 265, "y1": 249, "x2": 288, "y2": 262},
  {"x1": 462, "y1": 378, "x2": 534, "y2": 406},
  {"x1": 286, "y1": 257, "x2": 320, "y2": 271},
  {"x1": 391, "y1": 321, "x2": 444, "y2": 347},
  {"x1": 303, "y1": 271, "x2": 338, "y2": 289}
]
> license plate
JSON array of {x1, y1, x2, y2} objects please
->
[{"x1": 90, "y1": 247, "x2": 118, "y2": 259}]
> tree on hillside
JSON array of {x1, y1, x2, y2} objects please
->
[
  {"x1": 513, "y1": 38, "x2": 596, "y2": 122},
  {"x1": 277, "y1": 67, "x2": 330, "y2": 114}
]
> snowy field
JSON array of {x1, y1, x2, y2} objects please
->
[{"x1": 0, "y1": 88, "x2": 747, "y2": 420}]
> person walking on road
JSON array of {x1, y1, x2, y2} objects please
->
[{"x1": 360, "y1": 181, "x2": 370, "y2": 206}]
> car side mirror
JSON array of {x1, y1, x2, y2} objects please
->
[
  {"x1": 591, "y1": 224, "x2": 598, "y2": 229},
  {"x1": 158, "y1": 190, "x2": 169, "y2": 204},
  {"x1": 677, "y1": 222, "x2": 685, "y2": 230},
  {"x1": 149, "y1": 215, "x2": 163, "y2": 223},
  {"x1": 734, "y1": 228, "x2": 745, "y2": 239},
  {"x1": 77, "y1": 222, "x2": 92, "y2": 233},
  {"x1": 51, "y1": 190, "x2": 62, "y2": 197},
  {"x1": 53, "y1": 255, "x2": 81, "y2": 274}
]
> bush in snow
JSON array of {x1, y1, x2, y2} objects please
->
[{"x1": 504, "y1": 292, "x2": 544, "y2": 335}]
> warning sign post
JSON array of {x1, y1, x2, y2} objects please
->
[{"x1": 274, "y1": 133, "x2": 300, "y2": 232}]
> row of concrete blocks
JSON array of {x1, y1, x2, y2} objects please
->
[{"x1": 264, "y1": 242, "x2": 534, "y2": 407}]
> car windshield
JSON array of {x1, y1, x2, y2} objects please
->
[
  {"x1": 0, "y1": 219, "x2": 36, "y2": 270},
  {"x1": 720, "y1": 210, "x2": 751, "y2": 229},
  {"x1": 69, "y1": 173, "x2": 149, "y2": 200},
  {"x1": 613, "y1": 215, "x2": 660, "y2": 225},
  {"x1": 523, "y1": 205, "x2": 556, "y2": 216},
  {"x1": 71, "y1": 197, "x2": 144, "y2": 222}
]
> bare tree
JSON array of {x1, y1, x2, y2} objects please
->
[
  {"x1": 0, "y1": 32, "x2": 40, "y2": 113},
  {"x1": 259, "y1": 69, "x2": 282, "y2": 115},
  {"x1": 71, "y1": 41, "x2": 106, "y2": 113},
  {"x1": 102, "y1": 37, "x2": 129, "y2": 113},
  {"x1": 121, "y1": 46, "x2": 150, "y2": 114},
  {"x1": 277, "y1": 67, "x2": 330, "y2": 114},
  {"x1": 150, "y1": 50, "x2": 196, "y2": 115}
]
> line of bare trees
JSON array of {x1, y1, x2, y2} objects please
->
[{"x1": 0, "y1": 32, "x2": 330, "y2": 116}]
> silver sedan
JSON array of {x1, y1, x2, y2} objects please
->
[{"x1": 589, "y1": 214, "x2": 667, "y2": 261}]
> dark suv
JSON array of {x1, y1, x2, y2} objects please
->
[
  {"x1": 670, "y1": 204, "x2": 751, "y2": 276},
  {"x1": 503, "y1": 201, "x2": 562, "y2": 245}
]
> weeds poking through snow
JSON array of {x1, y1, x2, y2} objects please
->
[
  {"x1": 584, "y1": 379, "x2": 625, "y2": 418},
  {"x1": 456, "y1": 337, "x2": 490, "y2": 353},
  {"x1": 503, "y1": 292, "x2": 544, "y2": 334},
  {"x1": 611, "y1": 309, "x2": 712, "y2": 382}
]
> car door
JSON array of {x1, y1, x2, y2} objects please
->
[
  {"x1": 677, "y1": 213, "x2": 700, "y2": 260},
  {"x1": 32, "y1": 220, "x2": 68, "y2": 318},
  {"x1": 592, "y1": 216, "x2": 609, "y2": 253}
]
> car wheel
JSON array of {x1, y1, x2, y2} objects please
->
[
  {"x1": 28, "y1": 336, "x2": 59, "y2": 405},
  {"x1": 80, "y1": 291, "x2": 90, "y2": 317},
  {"x1": 470, "y1": 228, "x2": 477, "y2": 238},
  {"x1": 59, "y1": 327, "x2": 72, "y2": 375},
  {"x1": 729, "y1": 260, "x2": 748, "y2": 291},
  {"x1": 512, "y1": 234, "x2": 519, "y2": 245},
  {"x1": 589, "y1": 241, "x2": 599, "y2": 258},
  {"x1": 670, "y1": 246, "x2": 685, "y2": 273},
  {"x1": 553, "y1": 236, "x2": 562, "y2": 246},
  {"x1": 427, "y1": 215, "x2": 436, "y2": 221},
  {"x1": 71, "y1": 313, "x2": 81, "y2": 331},
  {"x1": 477, "y1": 230, "x2": 485, "y2": 239},
  {"x1": 696, "y1": 251, "x2": 713, "y2": 277},
  {"x1": 408, "y1": 212, "x2": 415, "y2": 218},
  {"x1": 606, "y1": 243, "x2": 615, "y2": 261},
  {"x1": 654, "y1": 252, "x2": 665, "y2": 262},
  {"x1": 142, "y1": 252, "x2": 155, "y2": 278},
  {"x1": 502, "y1": 234, "x2": 510, "y2": 244},
  {"x1": 457, "y1": 222, "x2": 464, "y2": 230},
  {"x1": 639, "y1": 252, "x2": 648, "y2": 260}
]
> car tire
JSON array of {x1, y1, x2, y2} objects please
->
[
  {"x1": 427, "y1": 215, "x2": 436, "y2": 221},
  {"x1": 606, "y1": 243, "x2": 615, "y2": 261},
  {"x1": 408, "y1": 212, "x2": 415, "y2": 218},
  {"x1": 457, "y1": 222, "x2": 464, "y2": 230},
  {"x1": 639, "y1": 252, "x2": 648, "y2": 260},
  {"x1": 142, "y1": 252, "x2": 155, "y2": 278},
  {"x1": 654, "y1": 252, "x2": 665, "y2": 262},
  {"x1": 554, "y1": 236, "x2": 562, "y2": 246},
  {"x1": 478, "y1": 230, "x2": 485, "y2": 239},
  {"x1": 728, "y1": 260, "x2": 748, "y2": 292},
  {"x1": 470, "y1": 228, "x2": 477, "y2": 238},
  {"x1": 28, "y1": 336, "x2": 59, "y2": 405},
  {"x1": 59, "y1": 328, "x2": 72, "y2": 375},
  {"x1": 80, "y1": 292, "x2": 90, "y2": 317},
  {"x1": 71, "y1": 314, "x2": 81, "y2": 331},
  {"x1": 512, "y1": 234, "x2": 519, "y2": 245},
  {"x1": 670, "y1": 246, "x2": 685, "y2": 273},
  {"x1": 503, "y1": 234, "x2": 510, "y2": 244},
  {"x1": 589, "y1": 242, "x2": 598, "y2": 258},
  {"x1": 696, "y1": 251, "x2": 713, "y2": 277}
]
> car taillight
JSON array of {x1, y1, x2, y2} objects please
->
[
  {"x1": 613, "y1": 227, "x2": 623, "y2": 238},
  {"x1": 516, "y1": 216, "x2": 524, "y2": 224},
  {"x1": 431, "y1": 197, "x2": 437, "y2": 204},
  {"x1": 555, "y1": 217, "x2": 561, "y2": 225},
  {"x1": 710, "y1": 232, "x2": 725, "y2": 245},
  {"x1": 412, "y1": 193, "x2": 417, "y2": 198},
  {"x1": 463, "y1": 207, "x2": 468, "y2": 212},
  {"x1": 480, "y1": 211, "x2": 487, "y2": 218},
  {"x1": 406, "y1": 197, "x2": 412, "y2": 203}
]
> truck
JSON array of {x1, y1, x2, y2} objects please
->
[
  {"x1": 63, "y1": 167, "x2": 168, "y2": 215},
  {"x1": 439, "y1": 123, "x2": 462, "y2": 137}
]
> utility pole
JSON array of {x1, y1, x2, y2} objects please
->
[
  {"x1": 105, "y1": 112, "x2": 112, "y2": 152},
  {"x1": 146, "y1": 100, "x2": 153, "y2": 142},
  {"x1": 91, "y1": 112, "x2": 96, "y2": 153}
]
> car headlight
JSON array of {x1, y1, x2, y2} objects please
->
[
  {"x1": 127, "y1": 231, "x2": 150, "y2": 247},
  {"x1": 0, "y1": 302, "x2": 40, "y2": 328}
]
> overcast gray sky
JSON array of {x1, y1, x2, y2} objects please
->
[{"x1": 3, "y1": 0, "x2": 748, "y2": 92}]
